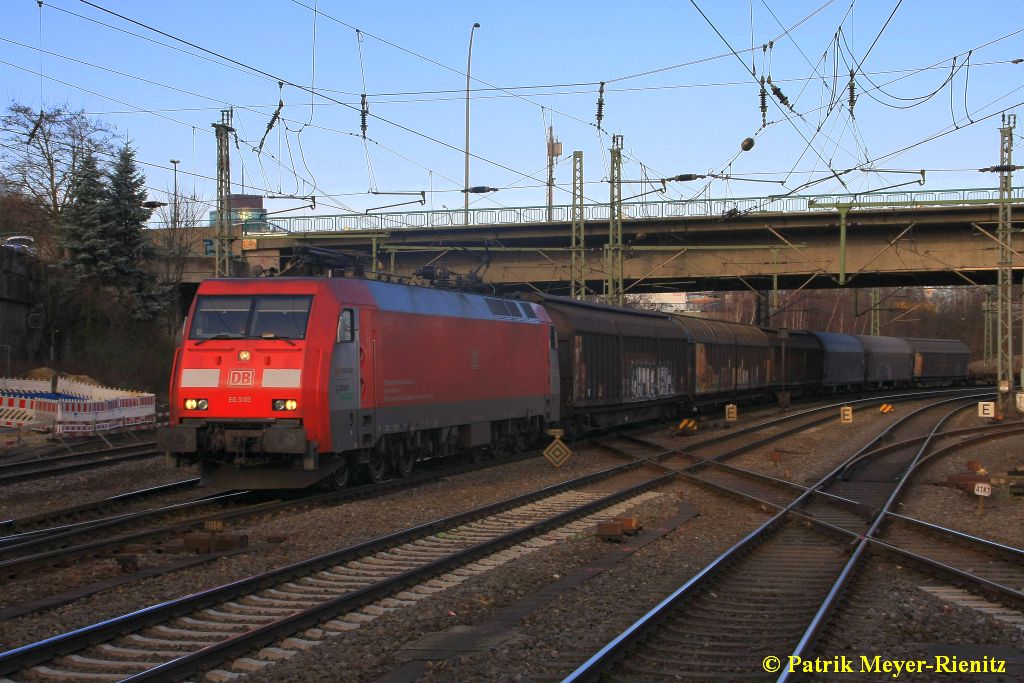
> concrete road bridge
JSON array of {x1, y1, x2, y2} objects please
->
[{"x1": 180, "y1": 186, "x2": 1024, "y2": 296}]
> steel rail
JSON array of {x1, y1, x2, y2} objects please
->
[
  {"x1": 0, "y1": 460, "x2": 659, "y2": 677},
  {"x1": 0, "y1": 445, "x2": 548, "y2": 575},
  {"x1": 679, "y1": 387, "x2": 986, "y2": 455},
  {"x1": 0, "y1": 490, "x2": 255, "y2": 560},
  {"x1": 121, "y1": 471, "x2": 675, "y2": 682},
  {"x1": 563, "y1": 394, "x2": 989, "y2": 682},
  {"x1": 0, "y1": 444, "x2": 161, "y2": 486},
  {"x1": 777, "y1": 400, "x2": 988, "y2": 682},
  {"x1": 0, "y1": 478, "x2": 200, "y2": 535}
]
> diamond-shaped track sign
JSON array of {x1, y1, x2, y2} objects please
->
[{"x1": 543, "y1": 437, "x2": 573, "y2": 467}]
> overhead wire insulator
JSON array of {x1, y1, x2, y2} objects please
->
[
  {"x1": 771, "y1": 83, "x2": 792, "y2": 111},
  {"x1": 848, "y1": 68, "x2": 856, "y2": 118},
  {"x1": 257, "y1": 90, "x2": 284, "y2": 153},
  {"x1": 759, "y1": 76, "x2": 767, "y2": 128},
  {"x1": 596, "y1": 81, "x2": 605, "y2": 131},
  {"x1": 360, "y1": 93, "x2": 368, "y2": 139}
]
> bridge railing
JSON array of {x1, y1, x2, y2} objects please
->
[{"x1": 231, "y1": 186, "x2": 1024, "y2": 235}]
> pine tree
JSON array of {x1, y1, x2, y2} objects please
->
[
  {"x1": 60, "y1": 150, "x2": 109, "y2": 282},
  {"x1": 106, "y1": 144, "x2": 170, "y2": 320},
  {"x1": 61, "y1": 145, "x2": 170, "y2": 320},
  {"x1": 107, "y1": 144, "x2": 154, "y2": 269}
]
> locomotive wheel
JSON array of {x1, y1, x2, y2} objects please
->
[
  {"x1": 365, "y1": 450, "x2": 387, "y2": 483},
  {"x1": 396, "y1": 449, "x2": 415, "y2": 478},
  {"x1": 330, "y1": 459, "x2": 351, "y2": 490}
]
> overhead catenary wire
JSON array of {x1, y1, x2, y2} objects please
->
[
  {"x1": 6, "y1": 0, "x2": 1021, "y2": 218},
  {"x1": 72, "y1": 0, "x2": 581, "y2": 203},
  {"x1": 8, "y1": 31, "x2": 1017, "y2": 114},
  {"x1": 688, "y1": 0, "x2": 853, "y2": 192}
]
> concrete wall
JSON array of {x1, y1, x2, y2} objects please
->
[{"x1": 0, "y1": 248, "x2": 42, "y2": 370}]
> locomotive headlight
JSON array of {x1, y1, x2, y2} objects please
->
[
  {"x1": 197, "y1": 399, "x2": 209, "y2": 410},
  {"x1": 238, "y1": 350, "x2": 251, "y2": 362},
  {"x1": 184, "y1": 398, "x2": 208, "y2": 410},
  {"x1": 184, "y1": 399, "x2": 197, "y2": 410},
  {"x1": 272, "y1": 399, "x2": 298, "y2": 411},
  {"x1": 272, "y1": 399, "x2": 286, "y2": 411},
  {"x1": 285, "y1": 399, "x2": 298, "y2": 411}
]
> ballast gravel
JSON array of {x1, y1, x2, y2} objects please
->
[
  {"x1": 808, "y1": 560, "x2": 1023, "y2": 682},
  {"x1": 0, "y1": 448, "x2": 628, "y2": 651},
  {"x1": 3, "y1": 399, "x2": 1021, "y2": 680},
  {"x1": 245, "y1": 481, "x2": 772, "y2": 683}
]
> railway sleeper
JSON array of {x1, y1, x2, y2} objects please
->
[
  {"x1": 96, "y1": 643, "x2": 183, "y2": 660},
  {"x1": 200, "y1": 608, "x2": 280, "y2": 622},
  {"x1": 255, "y1": 647, "x2": 299, "y2": 661},
  {"x1": 149, "y1": 624, "x2": 236, "y2": 638},
  {"x1": 28, "y1": 665, "x2": 126, "y2": 681},
  {"x1": 126, "y1": 634, "x2": 213, "y2": 649},
  {"x1": 222, "y1": 601, "x2": 296, "y2": 615},
  {"x1": 244, "y1": 594, "x2": 323, "y2": 607}
]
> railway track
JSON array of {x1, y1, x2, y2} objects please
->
[
  {"x1": 0, "y1": 388, "x2": 1002, "y2": 680},
  {"x1": 0, "y1": 478, "x2": 201, "y2": 538},
  {"x1": 0, "y1": 461, "x2": 673, "y2": 682},
  {"x1": 0, "y1": 440, "x2": 162, "y2": 486},
  {"x1": 0, "y1": 445, "x2": 563, "y2": 585},
  {"x1": 565, "y1": 392, "x2": 1024, "y2": 681},
  {"x1": 0, "y1": 489, "x2": 282, "y2": 577}
]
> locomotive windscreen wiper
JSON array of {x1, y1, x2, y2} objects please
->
[
  {"x1": 260, "y1": 332, "x2": 297, "y2": 346},
  {"x1": 194, "y1": 333, "x2": 243, "y2": 346}
]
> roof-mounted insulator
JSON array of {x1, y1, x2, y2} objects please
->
[{"x1": 596, "y1": 81, "x2": 606, "y2": 131}]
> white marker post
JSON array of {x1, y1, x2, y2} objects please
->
[{"x1": 974, "y1": 482, "x2": 992, "y2": 515}]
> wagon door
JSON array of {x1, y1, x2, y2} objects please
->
[{"x1": 330, "y1": 307, "x2": 361, "y2": 452}]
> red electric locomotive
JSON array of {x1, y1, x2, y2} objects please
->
[{"x1": 158, "y1": 278, "x2": 558, "y2": 489}]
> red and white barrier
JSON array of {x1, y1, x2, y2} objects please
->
[
  {"x1": 1, "y1": 396, "x2": 37, "y2": 427},
  {"x1": 0, "y1": 376, "x2": 155, "y2": 438}
]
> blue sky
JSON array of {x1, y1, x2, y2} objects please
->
[{"x1": 2, "y1": 0, "x2": 1023, "y2": 218}]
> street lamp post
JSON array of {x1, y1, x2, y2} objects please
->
[
  {"x1": 170, "y1": 159, "x2": 180, "y2": 229},
  {"x1": 464, "y1": 22, "x2": 480, "y2": 226}
]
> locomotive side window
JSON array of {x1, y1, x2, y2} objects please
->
[
  {"x1": 338, "y1": 308, "x2": 355, "y2": 343},
  {"x1": 190, "y1": 295, "x2": 312, "y2": 340}
]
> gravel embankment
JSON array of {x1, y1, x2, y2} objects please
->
[
  {"x1": 897, "y1": 423, "x2": 1024, "y2": 548},
  {"x1": 246, "y1": 480, "x2": 771, "y2": 683},
  {"x1": 5, "y1": 398, "x2": 1019, "y2": 680},
  {"x1": 0, "y1": 455, "x2": 192, "y2": 521},
  {"x1": 808, "y1": 559, "x2": 1023, "y2": 682},
  {"x1": 0, "y1": 449, "x2": 627, "y2": 651},
  {"x1": 644, "y1": 398, "x2": 915, "y2": 485}
]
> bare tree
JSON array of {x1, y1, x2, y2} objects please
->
[
  {"x1": 0, "y1": 102, "x2": 115, "y2": 260},
  {"x1": 150, "y1": 190, "x2": 210, "y2": 330}
]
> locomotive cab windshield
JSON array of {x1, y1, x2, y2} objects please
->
[{"x1": 190, "y1": 295, "x2": 313, "y2": 340}]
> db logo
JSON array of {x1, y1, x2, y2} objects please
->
[{"x1": 228, "y1": 369, "x2": 255, "y2": 387}]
